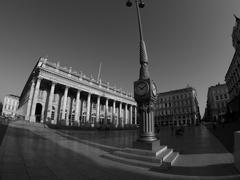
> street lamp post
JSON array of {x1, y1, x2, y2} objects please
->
[{"x1": 126, "y1": 0, "x2": 159, "y2": 150}]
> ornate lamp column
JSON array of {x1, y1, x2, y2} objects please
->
[{"x1": 126, "y1": 0, "x2": 159, "y2": 150}]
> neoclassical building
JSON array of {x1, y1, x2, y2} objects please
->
[
  {"x1": 204, "y1": 83, "x2": 229, "y2": 122},
  {"x1": 225, "y1": 15, "x2": 240, "y2": 121},
  {"x1": 154, "y1": 86, "x2": 201, "y2": 127},
  {"x1": 17, "y1": 57, "x2": 137, "y2": 127},
  {"x1": 2, "y1": 94, "x2": 19, "y2": 118}
]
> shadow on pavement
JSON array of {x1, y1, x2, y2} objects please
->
[
  {"x1": 0, "y1": 122, "x2": 171, "y2": 180},
  {"x1": 150, "y1": 163, "x2": 239, "y2": 176},
  {"x1": 158, "y1": 125, "x2": 230, "y2": 154},
  {"x1": 206, "y1": 121, "x2": 240, "y2": 153},
  {"x1": 0, "y1": 118, "x2": 9, "y2": 146}
]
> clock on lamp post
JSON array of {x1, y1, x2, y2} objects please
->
[
  {"x1": 134, "y1": 79, "x2": 157, "y2": 102},
  {"x1": 126, "y1": 0, "x2": 159, "y2": 148}
]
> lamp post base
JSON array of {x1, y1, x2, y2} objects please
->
[{"x1": 133, "y1": 139, "x2": 160, "y2": 151}]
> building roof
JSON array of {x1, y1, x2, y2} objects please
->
[
  {"x1": 6, "y1": 94, "x2": 19, "y2": 99},
  {"x1": 157, "y1": 86, "x2": 195, "y2": 96},
  {"x1": 208, "y1": 83, "x2": 227, "y2": 91}
]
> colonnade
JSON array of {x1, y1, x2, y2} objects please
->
[{"x1": 27, "y1": 77, "x2": 137, "y2": 127}]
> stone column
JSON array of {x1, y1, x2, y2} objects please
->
[
  {"x1": 129, "y1": 105, "x2": 133, "y2": 125},
  {"x1": 112, "y1": 100, "x2": 116, "y2": 125},
  {"x1": 61, "y1": 86, "x2": 69, "y2": 124},
  {"x1": 25, "y1": 79, "x2": 35, "y2": 120},
  {"x1": 105, "y1": 98, "x2": 109, "y2": 124},
  {"x1": 30, "y1": 78, "x2": 42, "y2": 122},
  {"x1": 96, "y1": 96, "x2": 100, "y2": 123},
  {"x1": 125, "y1": 104, "x2": 128, "y2": 125},
  {"x1": 86, "y1": 93, "x2": 91, "y2": 123},
  {"x1": 75, "y1": 90, "x2": 81, "y2": 124},
  {"x1": 134, "y1": 106, "x2": 137, "y2": 125},
  {"x1": 47, "y1": 82, "x2": 56, "y2": 121},
  {"x1": 119, "y1": 102, "x2": 122, "y2": 127},
  {"x1": 68, "y1": 97, "x2": 73, "y2": 126}
]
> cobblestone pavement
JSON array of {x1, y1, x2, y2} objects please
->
[{"x1": 0, "y1": 120, "x2": 239, "y2": 180}]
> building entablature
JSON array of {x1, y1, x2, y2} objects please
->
[
  {"x1": 32, "y1": 57, "x2": 136, "y2": 106},
  {"x1": 37, "y1": 68, "x2": 136, "y2": 106}
]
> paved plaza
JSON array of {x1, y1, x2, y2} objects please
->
[{"x1": 0, "y1": 119, "x2": 240, "y2": 180}]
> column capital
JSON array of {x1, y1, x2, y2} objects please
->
[
  {"x1": 31, "y1": 77, "x2": 36, "y2": 83},
  {"x1": 51, "y1": 81, "x2": 57, "y2": 85},
  {"x1": 37, "y1": 77, "x2": 43, "y2": 81},
  {"x1": 64, "y1": 85, "x2": 69, "y2": 89}
]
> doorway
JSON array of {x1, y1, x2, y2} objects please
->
[{"x1": 35, "y1": 103, "x2": 42, "y2": 123}]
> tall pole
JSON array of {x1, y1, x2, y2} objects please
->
[{"x1": 127, "y1": 0, "x2": 158, "y2": 147}]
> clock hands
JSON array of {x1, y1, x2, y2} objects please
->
[{"x1": 139, "y1": 84, "x2": 146, "y2": 90}]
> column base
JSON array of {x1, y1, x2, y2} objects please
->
[
  {"x1": 29, "y1": 116, "x2": 36, "y2": 123},
  {"x1": 25, "y1": 115, "x2": 30, "y2": 121},
  {"x1": 133, "y1": 139, "x2": 160, "y2": 151}
]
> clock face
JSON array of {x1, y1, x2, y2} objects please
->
[
  {"x1": 152, "y1": 83, "x2": 157, "y2": 97},
  {"x1": 135, "y1": 81, "x2": 149, "y2": 96}
]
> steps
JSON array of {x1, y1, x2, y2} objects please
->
[
  {"x1": 102, "y1": 145, "x2": 179, "y2": 169},
  {"x1": 123, "y1": 146, "x2": 167, "y2": 157},
  {"x1": 113, "y1": 150, "x2": 161, "y2": 163},
  {"x1": 163, "y1": 152, "x2": 179, "y2": 166}
]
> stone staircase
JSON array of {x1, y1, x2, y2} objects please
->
[
  {"x1": 102, "y1": 145, "x2": 179, "y2": 169},
  {"x1": 13, "y1": 120, "x2": 47, "y2": 128}
]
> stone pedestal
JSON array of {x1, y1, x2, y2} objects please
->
[
  {"x1": 133, "y1": 140, "x2": 160, "y2": 151},
  {"x1": 29, "y1": 116, "x2": 36, "y2": 123}
]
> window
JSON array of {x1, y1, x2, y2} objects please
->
[
  {"x1": 100, "y1": 105, "x2": 104, "y2": 111},
  {"x1": 220, "y1": 95, "x2": 223, "y2": 99},
  {"x1": 51, "y1": 107, "x2": 55, "y2": 120},
  {"x1": 216, "y1": 96, "x2": 219, "y2": 100},
  {"x1": 224, "y1": 94, "x2": 227, "y2": 99},
  {"x1": 92, "y1": 103, "x2": 96, "y2": 109}
]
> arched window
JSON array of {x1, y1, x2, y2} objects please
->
[{"x1": 51, "y1": 106, "x2": 55, "y2": 120}]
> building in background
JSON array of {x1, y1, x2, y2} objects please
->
[
  {"x1": 0, "y1": 102, "x2": 2, "y2": 115},
  {"x1": 17, "y1": 57, "x2": 137, "y2": 128},
  {"x1": 2, "y1": 94, "x2": 19, "y2": 118},
  {"x1": 225, "y1": 15, "x2": 240, "y2": 121},
  {"x1": 204, "y1": 83, "x2": 229, "y2": 123},
  {"x1": 154, "y1": 86, "x2": 201, "y2": 127}
]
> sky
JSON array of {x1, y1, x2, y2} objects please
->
[{"x1": 0, "y1": 0, "x2": 240, "y2": 117}]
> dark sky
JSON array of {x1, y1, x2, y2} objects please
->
[{"x1": 0, "y1": 0, "x2": 240, "y2": 116}]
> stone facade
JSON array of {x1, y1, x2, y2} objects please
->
[
  {"x1": 2, "y1": 94, "x2": 19, "y2": 118},
  {"x1": 225, "y1": 15, "x2": 240, "y2": 121},
  {"x1": 204, "y1": 83, "x2": 229, "y2": 123},
  {"x1": 17, "y1": 57, "x2": 137, "y2": 127},
  {"x1": 154, "y1": 86, "x2": 201, "y2": 127}
]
